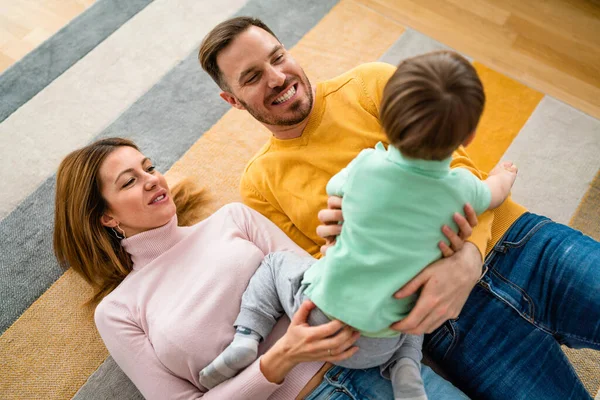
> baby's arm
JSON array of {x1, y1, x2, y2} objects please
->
[{"x1": 484, "y1": 161, "x2": 518, "y2": 209}]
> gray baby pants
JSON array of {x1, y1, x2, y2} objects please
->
[{"x1": 234, "y1": 251, "x2": 424, "y2": 375}]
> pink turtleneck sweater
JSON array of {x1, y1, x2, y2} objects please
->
[{"x1": 94, "y1": 203, "x2": 323, "y2": 399}]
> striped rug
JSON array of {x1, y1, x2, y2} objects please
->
[{"x1": 1, "y1": 0, "x2": 598, "y2": 398}]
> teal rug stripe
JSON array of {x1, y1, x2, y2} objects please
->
[
  {"x1": 0, "y1": 0, "x2": 154, "y2": 123},
  {"x1": 0, "y1": 0, "x2": 339, "y2": 336}
]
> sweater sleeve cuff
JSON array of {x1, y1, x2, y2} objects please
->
[
  {"x1": 467, "y1": 210, "x2": 494, "y2": 261},
  {"x1": 238, "y1": 360, "x2": 282, "y2": 397},
  {"x1": 202, "y1": 359, "x2": 281, "y2": 399}
]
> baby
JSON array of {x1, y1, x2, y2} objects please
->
[{"x1": 200, "y1": 51, "x2": 517, "y2": 399}]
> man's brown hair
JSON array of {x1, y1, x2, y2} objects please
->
[
  {"x1": 380, "y1": 51, "x2": 485, "y2": 160},
  {"x1": 198, "y1": 17, "x2": 279, "y2": 90}
]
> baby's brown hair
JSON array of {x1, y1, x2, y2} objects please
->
[{"x1": 380, "y1": 51, "x2": 485, "y2": 160}]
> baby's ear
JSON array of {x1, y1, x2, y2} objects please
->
[{"x1": 462, "y1": 132, "x2": 476, "y2": 147}]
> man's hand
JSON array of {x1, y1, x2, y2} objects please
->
[
  {"x1": 391, "y1": 242, "x2": 483, "y2": 335},
  {"x1": 316, "y1": 196, "x2": 343, "y2": 256},
  {"x1": 438, "y1": 204, "x2": 478, "y2": 257},
  {"x1": 317, "y1": 198, "x2": 477, "y2": 258}
]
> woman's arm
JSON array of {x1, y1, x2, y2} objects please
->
[
  {"x1": 95, "y1": 302, "x2": 204, "y2": 399},
  {"x1": 95, "y1": 301, "x2": 290, "y2": 400}
]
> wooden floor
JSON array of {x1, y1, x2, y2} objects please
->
[
  {"x1": 0, "y1": 0, "x2": 95, "y2": 72},
  {"x1": 1, "y1": 0, "x2": 600, "y2": 118},
  {"x1": 356, "y1": 0, "x2": 600, "y2": 119}
]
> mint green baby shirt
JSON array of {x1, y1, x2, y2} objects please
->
[{"x1": 302, "y1": 142, "x2": 491, "y2": 337}]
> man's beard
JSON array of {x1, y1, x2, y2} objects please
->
[{"x1": 238, "y1": 71, "x2": 314, "y2": 127}]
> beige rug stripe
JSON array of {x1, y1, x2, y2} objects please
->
[
  {"x1": 165, "y1": 0, "x2": 405, "y2": 208},
  {"x1": 0, "y1": 2, "x2": 403, "y2": 399}
]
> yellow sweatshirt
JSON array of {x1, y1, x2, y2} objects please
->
[{"x1": 240, "y1": 62, "x2": 527, "y2": 259}]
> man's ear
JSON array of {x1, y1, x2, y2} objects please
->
[
  {"x1": 220, "y1": 91, "x2": 246, "y2": 110},
  {"x1": 100, "y1": 213, "x2": 118, "y2": 228}
]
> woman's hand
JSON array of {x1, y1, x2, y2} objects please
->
[{"x1": 260, "y1": 300, "x2": 360, "y2": 384}]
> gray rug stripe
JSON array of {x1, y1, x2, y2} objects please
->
[
  {"x1": 0, "y1": 0, "x2": 339, "y2": 337},
  {"x1": 0, "y1": 0, "x2": 153, "y2": 123},
  {"x1": 502, "y1": 96, "x2": 600, "y2": 224},
  {"x1": 380, "y1": 28, "x2": 473, "y2": 66},
  {"x1": 72, "y1": 357, "x2": 144, "y2": 400}
]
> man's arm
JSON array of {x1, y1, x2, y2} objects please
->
[
  {"x1": 450, "y1": 146, "x2": 495, "y2": 261},
  {"x1": 241, "y1": 178, "x2": 322, "y2": 258}
]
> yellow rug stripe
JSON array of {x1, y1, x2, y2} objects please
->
[
  {"x1": 0, "y1": 269, "x2": 108, "y2": 399},
  {"x1": 467, "y1": 63, "x2": 544, "y2": 173},
  {"x1": 0, "y1": 1, "x2": 404, "y2": 398}
]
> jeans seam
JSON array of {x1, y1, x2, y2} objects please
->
[
  {"x1": 425, "y1": 325, "x2": 448, "y2": 354},
  {"x1": 482, "y1": 272, "x2": 564, "y2": 338},
  {"x1": 482, "y1": 250, "x2": 496, "y2": 273},
  {"x1": 426, "y1": 323, "x2": 458, "y2": 361},
  {"x1": 442, "y1": 321, "x2": 458, "y2": 360},
  {"x1": 489, "y1": 269, "x2": 537, "y2": 324},
  {"x1": 557, "y1": 331, "x2": 600, "y2": 348},
  {"x1": 322, "y1": 371, "x2": 357, "y2": 400},
  {"x1": 327, "y1": 388, "x2": 354, "y2": 400},
  {"x1": 478, "y1": 277, "x2": 555, "y2": 338},
  {"x1": 489, "y1": 212, "x2": 530, "y2": 254},
  {"x1": 501, "y1": 219, "x2": 552, "y2": 249}
]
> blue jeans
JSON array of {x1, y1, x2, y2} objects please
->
[
  {"x1": 306, "y1": 365, "x2": 469, "y2": 399},
  {"x1": 424, "y1": 213, "x2": 600, "y2": 400}
]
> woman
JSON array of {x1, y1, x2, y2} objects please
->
[{"x1": 54, "y1": 138, "x2": 467, "y2": 399}]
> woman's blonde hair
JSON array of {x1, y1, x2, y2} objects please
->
[{"x1": 53, "y1": 138, "x2": 207, "y2": 304}]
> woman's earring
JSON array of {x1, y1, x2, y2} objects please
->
[{"x1": 112, "y1": 224, "x2": 126, "y2": 240}]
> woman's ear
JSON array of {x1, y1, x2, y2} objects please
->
[{"x1": 100, "y1": 213, "x2": 118, "y2": 228}]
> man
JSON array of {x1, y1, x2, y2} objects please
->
[{"x1": 198, "y1": 16, "x2": 600, "y2": 399}]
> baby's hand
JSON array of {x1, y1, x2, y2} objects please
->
[
  {"x1": 485, "y1": 162, "x2": 518, "y2": 209},
  {"x1": 490, "y1": 161, "x2": 518, "y2": 176},
  {"x1": 490, "y1": 161, "x2": 518, "y2": 189}
]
